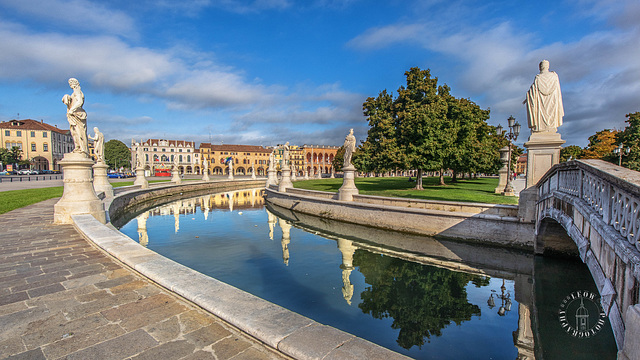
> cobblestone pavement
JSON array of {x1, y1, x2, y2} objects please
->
[{"x1": 0, "y1": 199, "x2": 290, "y2": 360}]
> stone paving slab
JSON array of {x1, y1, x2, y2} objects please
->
[{"x1": 0, "y1": 198, "x2": 289, "y2": 360}]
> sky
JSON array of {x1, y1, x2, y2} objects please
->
[{"x1": 0, "y1": 0, "x2": 639, "y2": 149}]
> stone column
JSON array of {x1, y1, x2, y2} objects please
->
[
  {"x1": 134, "y1": 166, "x2": 148, "y2": 189},
  {"x1": 495, "y1": 146, "x2": 509, "y2": 194},
  {"x1": 278, "y1": 163, "x2": 293, "y2": 192},
  {"x1": 524, "y1": 132, "x2": 564, "y2": 188},
  {"x1": 338, "y1": 165, "x2": 359, "y2": 201},
  {"x1": 172, "y1": 166, "x2": 182, "y2": 184},
  {"x1": 92, "y1": 161, "x2": 113, "y2": 197},
  {"x1": 54, "y1": 152, "x2": 106, "y2": 224}
]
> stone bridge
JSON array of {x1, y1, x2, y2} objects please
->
[{"x1": 535, "y1": 159, "x2": 640, "y2": 355}]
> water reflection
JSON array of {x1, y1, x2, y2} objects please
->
[{"x1": 117, "y1": 188, "x2": 616, "y2": 359}]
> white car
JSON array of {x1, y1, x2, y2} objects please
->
[{"x1": 17, "y1": 169, "x2": 31, "y2": 175}]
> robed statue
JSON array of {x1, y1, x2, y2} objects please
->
[
  {"x1": 524, "y1": 60, "x2": 564, "y2": 133},
  {"x1": 89, "y1": 127, "x2": 104, "y2": 163},
  {"x1": 343, "y1": 128, "x2": 356, "y2": 168},
  {"x1": 62, "y1": 78, "x2": 88, "y2": 155}
]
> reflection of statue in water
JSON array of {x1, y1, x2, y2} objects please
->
[
  {"x1": 524, "y1": 60, "x2": 564, "y2": 133},
  {"x1": 343, "y1": 129, "x2": 356, "y2": 168},
  {"x1": 62, "y1": 78, "x2": 88, "y2": 155},
  {"x1": 89, "y1": 127, "x2": 104, "y2": 163}
]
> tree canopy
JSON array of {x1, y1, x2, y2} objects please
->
[
  {"x1": 0, "y1": 146, "x2": 22, "y2": 169},
  {"x1": 104, "y1": 139, "x2": 131, "y2": 170}
]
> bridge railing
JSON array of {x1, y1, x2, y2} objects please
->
[{"x1": 537, "y1": 159, "x2": 640, "y2": 252}]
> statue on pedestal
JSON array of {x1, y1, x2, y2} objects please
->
[
  {"x1": 89, "y1": 127, "x2": 104, "y2": 163},
  {"x1": 524, "y1": 60, "x2": 564, "y2": 133},
  {"x1": 62, "y1": 78, "x2": 88, "y2": 155},
  {"x1": 343, "y1": 128, "x2": 356, "y2": 168},
  {"x1": 136, "y1": 143, "x2": 144, "y2": 169}
]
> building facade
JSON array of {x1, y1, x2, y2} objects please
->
[
  {"x1": 132, "y1": 139, "x2": 199, "y2": 175},
  {"x1": 0, "y1": 119, "x2": 73, "y2": 171},
  {"x1": 302, "y1": 145, "x2": 340, "y2": 176},
  {"x1": 200, "y1": 143, "x2": 271, "y2": 176}
]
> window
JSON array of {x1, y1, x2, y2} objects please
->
[
  {"x1": 43, "y1": 132, "x2": 47, "y2": 138},
  {"x1": 187, "y1": 155, "x2": 191, "y2": 162},
  {"x1": 43, "y1": 143, "x2": 48, "y2": 152},
  {"x1": 161, "y1": 155, "x2": 168, "y2": 162},
  {"x1": 31, "y1": 143, "x2": 36, "y2": 151},
  {"x1": 171, "y1": 149, "x2": 174, "y2": 152},
  {"x1": 145, "y1": 154, "x2": 149, "y2": 161},
  {"x1": 4, "y1": 130, "x2": 9, "y2": 136},
  {"x1": 153, "y1": 148, "x2": 157, "y2": 151},
  {"x1": 179, "y1": 155, "x2": 183, "y2": 162},
  {"x1": 153, "y1": 154, "x2": 159, "y2": 161},
  {"x1": 162, "y1": 148, "x2": 166, "y2": 152},
  {"x1": 179, "y1": 149, "x2": 182, "y2": 152},
  {"x1": 31, "y1": 131, "x2": 36, "y2": 137},
  {"x1": 187, "y1": 149, "x2": 190, "y2": 153},
  {"x1": 16, "y1": 131, "x2": 21, "y2": 136}
]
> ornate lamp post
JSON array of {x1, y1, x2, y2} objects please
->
[
  {"x1": 613, "y1": 143, "x2": 630, "y2": 167},
  {"x1": 496, "y1": 115, "x2": 521, "y2": 196}
]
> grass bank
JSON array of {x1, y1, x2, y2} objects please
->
[
  {"x1": 293, "y1": 176, "x2": 519, "y2": 205},
  {"x1": 0, "y1": 180, "x2": 170, "y2": 215}
]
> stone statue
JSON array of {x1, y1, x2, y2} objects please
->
[
  {"x1": 283, "y1": 142, "x2": 290, "y2": 165},
  {"x1": 62, "y1": 78, "x2": 88, "y2": 155},
  {"x1": 343, "y1": 128, "x2": 356, "y2": 168},
  {"x1": 89, "y1": 127, "x2": 104, "y2": 163},
  {"x1": 203, "y1": 156, "x2": 209, "y2": 172},
  {"x1": 136, "y1": 143, "x2": 144, "y2": 168},
  {"x1": 524, "y1": 60, "x2": 564, "y2": 133},
  {"x1": 269, "y1": 151, "x2": 275, "y2": 170},
  {"x1": 228, "y1": 158, "x2": 233, "y2": 174}
]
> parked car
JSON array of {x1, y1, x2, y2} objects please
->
[
  {"x1": 107, "y1": 173, "x2": 124, "y2": 178},
  {"x1": 17, "y1": 169, "x2": 31, "y2": 175},
  {"x1": 30, "y1": 170, "x2": 39, "y2": 175}
]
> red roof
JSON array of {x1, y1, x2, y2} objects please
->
[
  {"x1": 0, "y1": 119, "x2": 70, "y2": 135},
  {"x1": 199, "y1": 143, "x2": 271, "y2": 154}
]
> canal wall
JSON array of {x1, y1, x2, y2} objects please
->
[
  {"x1": 265, "y1": 186, "x2": 536, "y2": 250},
  {"x1": 72, "y1": 179, "x2": 412, "y2": 360}
]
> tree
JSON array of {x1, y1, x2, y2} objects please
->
[
  {"x1": 616, "y1": 112, "x2": 640, "y2": 170},
  {"x1": 105, "y1": 139, "x2": 131, "y2": 170},
  {"x1": 581, "y1": 129, "x2": 619, "y2": 162},
  {"x1": 361, "y1": 90, "x2": 405, "y2": 174},
  {"x1": 0, "y1": 146, "x2": 23, "y2": 169},
  {"x1": 560, "y1": 145, "x2": 583, "y2": 162}
]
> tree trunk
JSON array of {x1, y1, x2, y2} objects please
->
[
  {"x1": 452, "y1": 170, "x2": 458, "y2": 183},
  {"x1": 415, "y1": 169, "x2": 424, "y2": 190},
  {"x1": 439, "y1": 168, "x2": 446, "y2": 186}
]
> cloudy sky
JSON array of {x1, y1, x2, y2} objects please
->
[{"x1": 0, "y1": 0, "x2": 638, "y2": 148}]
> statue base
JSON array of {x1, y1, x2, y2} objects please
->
[
  {"x1": 54, "y1": 152, "x2": 106, "y2": 224},
  {"x1": 172, "y1": 168, "x2": 182, "y2": 184},
  {"x1": 266, "y1": 168, "x2": 278, "y2": 187},
  {"x1": 134, "y1": 167, "x2": 148, "y2": 189},
  {"x1": 92, "y1": 161, "x2": 113, "y2": 197},
  {"x1": 304, "y1": 171, "x2": 309, "y2": 180},
  {"x1": 228, "y1": 172, "x2": 234, "y2": 180},
  {"x1": 278, "y1": 165, "x2": 293, "y2": 192},
  {"x1": 338, "y1": 165, "x2": 359, "y2": 201},
  {"x1": 202, "y1": 172, "x2": 210, "y2": 182},
  {"x1": 524, "y1": 132, "x2": 565, "y2": 188}
]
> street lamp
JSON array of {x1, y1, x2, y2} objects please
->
[
  {"x1": 497, "y1": 116, "x2": 521, "y2": 196},
  {"x1": 613, "y1": 143, "x2": 630, "y2": 167},
  {"x1": 487, "y1": 279, "x2": 512, "y2": 316}
]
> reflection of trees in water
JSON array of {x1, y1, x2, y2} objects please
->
[{"x1": 354, "y1": 250, "x2": 490, "y2": 349}]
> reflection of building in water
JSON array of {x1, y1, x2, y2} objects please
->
[
  {"x1": 204, "y1": 189, "x2": 265, "y2": 211},
  {"x1": 266, "y1": 209, "x2": 277, "y2": 240},
  {"x1": 278, "y1": 218, "x2": 291, "y2": 266},
  {"x1": 337, "y1": 238, "x2": 356, "y2": 305},
  {"x1": 136, "y1": 211, "x2": 149, "y2": 247},
  {"x1": 514, "y1": 303, "x2": 535, "y2": 359}
]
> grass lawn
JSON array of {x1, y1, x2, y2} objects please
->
[
  {"x1": 0, "y1": 180, "x2": 171, "y2": 215},
  {"x1": 294, "y1": 176, "x2": 519, "y2": 205}
]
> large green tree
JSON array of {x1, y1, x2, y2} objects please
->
[
  {"x1": 104, "y1": 139, "x2": 131, "y2": 170},
  {"x1": 581, "y1": 129, "x2": 619, "y2": 162},
  {"x1": 616, "y1": 112, "x2": 640, "y2": 170},
  {"x1": 362, "y1": 90, "x2": 405, "y2": 174},
  {"x1": 560, "y1": 145, "x2": 583, "y2": 162},
  {"x1": 0, "y1": 146, "x2": 23, "y2": 169}
]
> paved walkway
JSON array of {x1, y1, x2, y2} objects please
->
[{"x1": 0, "y1": 199, "x2": 289, "y2": 360}]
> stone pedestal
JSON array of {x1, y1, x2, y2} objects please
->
[
  {"x1": 291, "y1": 167, "x2": 297, "y2": 181},
  {"x1": 338, "y1": 165, "x2": 359, "y2": 201},
  {"x1": 202, "y1": 171, "x2": 210, "y2": 182},
  {"x1": 134, "y1": 167, "x2": 148, "y2": 189},
  {"x1": 92, "y1": 161, "x2": 113, "y2": 197},
  {"x1": 54, "y1": 152, "x2": 106, "y2": 224},
  {"x1": 266, "y1": 168, "x2": 278, "y2": 187},
  {"x1": 495, "y1": 146, "x2": 509, "y2": 194},
  {"x1": 278, "y1": 165, "x2": 293, "y2": 192},
  {"x1": 316, "y1": 168, "x2": 322, "y2": 179},
  {"x1": 172, "y1": 168, "x2": 182, "y2": 184},
  {"x1": 228, "y1": 170, "x2": 234, "y2": 180},
  {"x1": 524, "y1": 132, "x2": 564, "y2": 188},
  {"x1": 330, "y1": 167, "x2": 335, "y2": 179},
  {"x1": 304, "y1": 170, "x2": 309, "y2": 180}
]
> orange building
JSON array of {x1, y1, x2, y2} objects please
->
[{"x1": 199, "y1": 143, "x2": 271, "y2": 176}]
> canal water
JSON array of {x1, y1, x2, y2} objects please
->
[{"x1": 116, "y1": 188, "x2": 617, "y2": 359}]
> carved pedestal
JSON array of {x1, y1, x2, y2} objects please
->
[
  {"x1": 54, "y1": 152, "x2": 106, "y2": 224},
  {"x1": 172, "y1": 168, "x2": 182, "y2": 184},
  {"x1": 338, "y1": 165, "x2": 359, "y2": 201},
  {"x1": 202, "y1": 171, "x2": 210, "y2": 182},
  {"x1": 278, "y1": 165, "x2": 293, "y2": 192},
  {"x1": 266, "y1": 168, "x2": 278, "y2": 187},
  {"x1": 495, "y1": 146, "x2": 509, "y2": 194},
  {"x1": 134, "y1": 167, "x2": 148, "y2": 189},
  {"x1": 228, "y1": 169, "x2": 234, "y2": 180},
  {"x1": 92, "y1": 161, "x2": 113, "y2": 198},
  {"x1": 304, "y1": 170, "x2": 309, "y2": 180},
  {"x1": 524, "y1": 132, "x2": 565, "y2": 188}
]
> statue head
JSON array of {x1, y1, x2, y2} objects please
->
[
  {"x1": 68, "y1": 78, "x2": 79, "y2": 88},
  {"x1": 93, "y1": 126, "x2": 99, "y2": 133},
  {"x1": 539, "y1": 60, "x2": 550, "y2": 72}
]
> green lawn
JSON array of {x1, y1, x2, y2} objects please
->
[
  {"x1": 0, "y1": 180, "x2": 170, "y2": 215},
  {"x1": 294, "y1": 176, "x2": 519, "y2": 205}
]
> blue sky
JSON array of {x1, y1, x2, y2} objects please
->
[{"x1": 0, "y1": 0, "x2": 639, "y2": 149}]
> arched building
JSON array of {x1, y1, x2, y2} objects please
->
[
  {"x1": 132, "y1": 139, "x2": 199, "y2": 176},
  {"x1": 199, "y1": 143, "x2": 271, "y2": 176}
]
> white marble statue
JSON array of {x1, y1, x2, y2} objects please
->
[
  {"x1": 62, "y1": 78, "x2": 88, "y2": 155},
  {"x1": 89, "y1": 127, "x2": 104, "y2": 163},
  {"x1": 524, "y1": 60, "x2": 564, "y2": 133},
  {"x1": 203, "y1": 156, "x2": 209, "y2": 172},
  {"x1": 173, "y1": 153, "x2": 178, "y2": 169},
  {"x1": 228, "y1": 158, "x2": 233, "y2": 174},
  {"x1": 343, "y1": 128, "x2": 356, "y2": 168},
  {"x1": 283, "y1": 142, "x2": 290, "y2": 165},
  {"x1": 269, "y1": 151, "x2": 275, "y2": 170},
  {"x1": 136, "y1": 143, "x2": 144, "y2": 168}
]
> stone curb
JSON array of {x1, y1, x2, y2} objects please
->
[{"x1": 71, "y1": 212, "x2": 411, "y2": 360}]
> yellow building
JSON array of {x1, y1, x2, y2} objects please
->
[
  {"x1": 302, "y1": 144, "x2": 340, "y2": 176},
  {"x1": 200, "y1": 143, "x2": 271, "y2": 176},
  {"x1": 0, "y1": 119, "x2": 73, "y2": 171}
]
